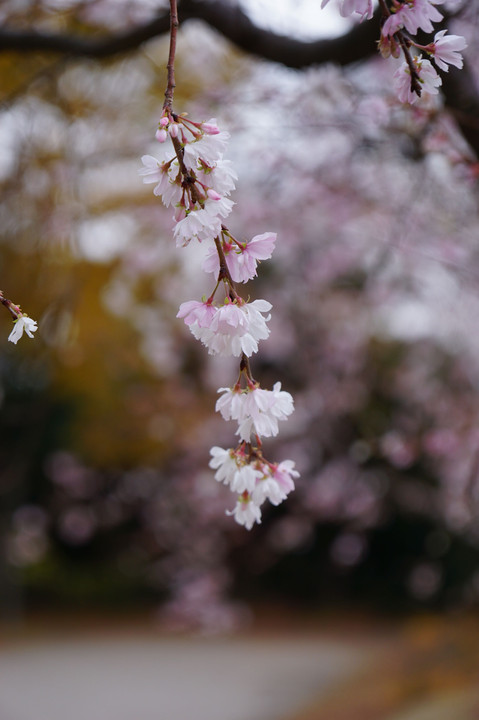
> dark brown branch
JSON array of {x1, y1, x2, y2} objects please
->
[{"x1": 0, "y1": 14, "x2": 171, "y2": 58}]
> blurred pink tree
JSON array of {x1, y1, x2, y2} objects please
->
[{"x1": 1, "y1": 0, "x2": 479, "y2": 628}]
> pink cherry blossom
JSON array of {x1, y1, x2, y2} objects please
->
[
  {"x1": 203, "y1": 232, "x2": 276, "y2": 283},
  {"x1": 187, "y1": 299, "x2": 272, "y2": 357},
  {"x1": 393, "y1": 58, "x2": 441, "y2": 104},
  {"x1": 272, "y1": 460, "x2": 299, "y2": 495},
  {"x1": 382, "y1": 0, "x2": 444, "y2": 37},
  {"x1": 429, "y1": 30, "x2": 467, "y2": 72},
  {"x1": 201, "y1": 119, "x2": 220, "y2": 135},
  {"x1": 176, "y1": 300, "x2": 216, "y2": 328},
  {"x1": 321, "y1": 0, "x2": 373, "y2": 21},
  {"x1": 253, "y1": 459, "x2": 298, "y2": 507}
]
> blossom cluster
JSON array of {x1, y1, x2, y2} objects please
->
[
  {"x1": 140, "y1": 110, "x2": 298, "y2": 529},
  {"x1": 322, "y1": 0, "x2": 466, "y2": 105}
]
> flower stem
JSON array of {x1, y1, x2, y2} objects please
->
[
  {"x1": 0, "y1": 291, "x2": 21, "y2": 319},
  {"x1": 163, "y1": 0, "x2": 179, "y2": 111}
]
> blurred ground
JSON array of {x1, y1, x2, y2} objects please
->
[
  {"x1": 0, "y1": 611, "x2": 478, "y2": 720},
  {"x1": 288, "y1": 614, "x2": 479, "y2": 720}
]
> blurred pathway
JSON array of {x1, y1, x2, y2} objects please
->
[
  {"x1": 0, "y1": 632, "x2": 367, "y2": 720},
  {"x1": 287, "y1": 615, "x2": 479, "y2": 720}
]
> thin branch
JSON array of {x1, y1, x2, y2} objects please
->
[{"x1": 163, "y1": 0, "x2": 179, "y2": 110}]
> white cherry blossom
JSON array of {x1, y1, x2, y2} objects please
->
[
  {"x1": 226, "y1": 494, "x2": 262, "y2": 530},
  {"x1": 8, "y1": 315, "x2": 38, "y2": 344},
  {"x1": 209, "y1": 446, "x2": 238, "y2": 485},
  {"x1": 183, "y1": 130, "x2": 230, "y2": 168},
  {"x1": 197, "y1": 159, "x2": 237, "y2": 196},
  {"x1": 173, "y1": 209, "x2": 223, "y2": 247},
  {"x1": 209, "y1": 447, "x2": 261, "y2": 494},
  {"x1": 139, "y1": 154, "x2": 182, "y2": 205},
  {"x1": 216, "y1": 382, "x2": 294, "y2": 441},
  {"x1": 252, "y1": 473, "x2": 287, "y2": 507}
]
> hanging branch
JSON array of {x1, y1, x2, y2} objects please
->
[{"x1": 138, "y1": 1, "x2": 298, "y2": 530}]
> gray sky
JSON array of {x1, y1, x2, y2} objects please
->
[{"x1": 240, "y1": 0, "x2": 352, "y2": 39}]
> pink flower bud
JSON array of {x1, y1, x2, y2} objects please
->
[
  {"x1": 207, "y1": 189, "x2": 222, "y2": 201},
  {"x1": 201, "y1": 122, "x2": 220, "y2": 135},
  {"x1": 169, "y1": 123, "x2": 179, "y2": 138},
  {"x1": 155, "y1": 128, "x2": 168, "y2": 143},
  {"x1": 159, "y1": 116, "x2": 169, "y2": 127}
]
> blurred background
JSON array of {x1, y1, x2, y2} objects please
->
[{"x1": 1, "y1": 1, "x2": 479, "y2": 718}]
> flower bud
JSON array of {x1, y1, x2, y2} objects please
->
[
  {"x1": 155, "y1": 128, "x2": 168, "y2": 143},
  {"x1": 201, "y1": 122, "x2": 220, "y2": 135},
  {"x1": 207, "y1": 189, "x2": 222, "y2": 201}
]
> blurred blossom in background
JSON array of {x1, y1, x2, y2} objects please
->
[
  {"x1": 1, "y1": 2, "x2": 479, "y2": 719},
  {"x1": 0, "y1": 0, "x2": 479, "y2": 673}
]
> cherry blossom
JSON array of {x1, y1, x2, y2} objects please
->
[
  {"x1": 182, "y1": 128, "x2": 230, "y2": 168},
  {"x1": 210, "y1": 447, "x2": 263, "y2": 494},
  {"x1": 176, "y1": 299, "x2": 216, "y2": 328},
  {"x1": 203, "y1": 232, "x2": 276, "y2": 283},
  {"x1": 321, "y1": 0, "x2": 373, "y2": 21},
  {"x1": 382, "y1": 0, "x2": 444, "y2": 38},
  {"x1": 139, "y1": 154, "x2": 182, "y2": 205},
  {"x1": 226, "y1": 493, "x2": 262, "y2": 530},
  {"x1": 196, "y1": 159, "x2": 237, "y2": 196},
  {"x1": 8, "y1": 315, "x2": 38, "y2": 344},
  {"x1": 251, "y1": 461, "x2": 298, "y2": 507},
  {"x1": 428, "y1": 30, "x2": 467, "y2": 72},
  {"x1": 209, "y1": 446, "x2": 238, "y2": 485},
  {"x1": 188, "y1": 299, "x2": 272, "y2": 357},
  {"x1": 216, "y1": 382, "x2": 294, "y2": 441},
  {"x1": 173, "y1": 208, "x2": 224, "y2": 247},
  {"x1": 209, "y1": 445, "x2": 298, "y2": 529},
  {"x1": 393, "y1": 57, "x2": 441, "y2": 104},
  {"x1": 252, "y1": 473, "x2": 287, "y2": 506}
]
